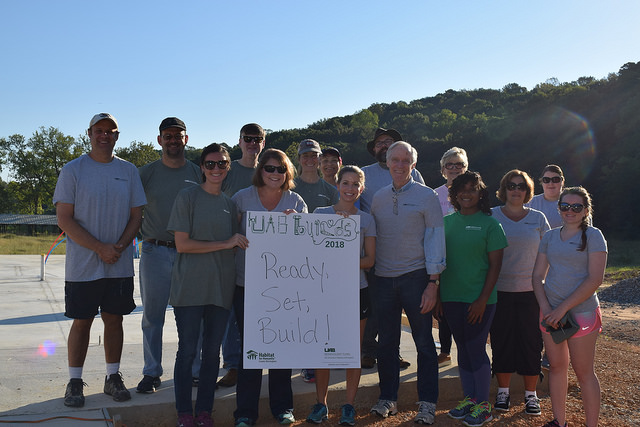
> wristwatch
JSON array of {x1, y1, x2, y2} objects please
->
[{"x1": 427, "y1": 278, "x2": 440, "y2": 286}]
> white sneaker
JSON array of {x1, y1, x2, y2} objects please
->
[{"x1": 371, "y1": 399, "x2": 398, "y2": 418}]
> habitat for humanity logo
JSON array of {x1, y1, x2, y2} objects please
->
[{"x1": 246, "y1": 350, "x2": 275, "y2": 361}]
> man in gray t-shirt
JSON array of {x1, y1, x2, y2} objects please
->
[
  {"x1": 218, "y1": 123, "x2": 266, "y2": 388},
  {"x1": 136, "y1": 117, "x2": 201, "y2": 394},
  {"x1": 360, "y1": 128, "x2": 424, "y2": 371},
  {"x1": 53, "y1": 113, "x2": 146, "y2": 407}
]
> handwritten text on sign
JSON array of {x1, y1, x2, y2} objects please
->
[{"x1": 243, "y1": 211, "x2": 360, "y2": 368}]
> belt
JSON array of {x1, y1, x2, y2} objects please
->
[{"x1": 145, "y1": 239, "x2": 176, "y2": 248}]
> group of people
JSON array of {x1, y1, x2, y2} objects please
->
[{"x1": 53, "y1": 113, "x2": 607, "y2": 427}]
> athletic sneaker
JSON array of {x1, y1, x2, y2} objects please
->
[
  {"x1": 306, "y1": 403, "x2": 328, "y2": 423},
  {"x1": 494, "y1": 391, "x2": 510, "y2": 412},
  {"x1": 448, "y1": 396, "x2": 475, "y2": 419},
  {"x1": 339, "y1": 404, "x2": 356, "y2": 426},
  {"x1": 301, "y1": 369, "x2": 316, "y2": 383},
  {"x1": 194, "y1": 411, "x2": 213, "y2": 427},
  {"x1": 63, "y1": 378, "x2": 86, "y2": 407},
  {"x1": 371, "y1": 399, "x2": 398, "y2": 418},
  {"x1": 541, "y1": 419, "x2": 567, "y2": 427},
  {"x1": 104, "y1": 372, "x2": 131, "y2": 402},
  {"x1": 414, "y1": 401, "x2": 436, "y2": 424},
  {"x1": 277, "y1": 410, "x2": 295, "y2": 424},
  {"x1": 525, "y1": 395, "x2": 542, "y2": 416},
  {"x1": 136, "y1": 375, "x2": 161, "y2": 393},
  {"x1": 462, "y1": 401, "x2": 493, "y2": 427},
  {"x1": 234, "y1": 417, "x2": 255, "y2": 426},
  {"x1": 176, "y1": 414, "x2": 195, "y2": 427}
]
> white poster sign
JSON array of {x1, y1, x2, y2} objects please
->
[{"x1": 243, "y1": 211, "x2": 360, "y2": 369}]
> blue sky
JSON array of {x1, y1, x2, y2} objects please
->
[{"x1": 2, "y1": 0, "x2": 638, "y2": 173}]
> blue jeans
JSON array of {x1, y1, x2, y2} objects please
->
[
  {"x1": 233, "y1": 286, "x2": 293, "y2": 421},
  {"x1": 221, "y1": 306, "x2": 242, "y2": 369},
  {"x1": 139, "y1": 242, "x2": 175, "y2": 377},
  {"x1": 376, "y1": 269, "x2": 438, "y2": 403},
  {"x1": 361, "y1": 269, "x2": 379, "y2": 358},
  {"x1": 174, "y1": 304, "x2": 228, "y2": 415},
  {"x1": 443, "y1": 301, "x2": 496, "y2": 403}
]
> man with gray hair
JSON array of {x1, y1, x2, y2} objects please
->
[{"x1": 369, "y1": 141, "x2": 445, "y2": 424}]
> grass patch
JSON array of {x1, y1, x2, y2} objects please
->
[
  {"x1": 0, "y1": 233, "x2": 66, "y2": 255},
  {"x1": 606, "y1": 239, "x2": 640, "y2": 269}
]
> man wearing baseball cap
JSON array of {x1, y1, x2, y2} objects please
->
[
  {"x1": 54, "y1": 113, "x2": 146, "y2": 407},
  {"x1": 360, "y1": 128, "x2": 425, "y2": 371},
  {"x1": 136, "y1": 117, "x2": 201, "y2": 393},
  {"x1": 319, "y1": 146, "x2": 342, "y2": 187},
  {"x1": 292, "y1": 139, "x2": 339, "y2": 213}
]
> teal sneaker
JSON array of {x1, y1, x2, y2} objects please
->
[
  {"x1": 462, "y1": 401, "x2": 493, "y2": 427},
  {"x1": 448, "y1": 396, "x2": 476, "y2": 419},
  {"x1": 306, "y1": 403, "x2": 328, "y2": 423},
  {"x1": 339, "y1": 404, "x2": 356, "y2": 426},
  {"x1": 234, "y1": 417, "x2": 254, "y2": 427}
]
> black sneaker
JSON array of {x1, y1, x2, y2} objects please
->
[
  {"x1": 64, "y1": 378, "x2": 86, "y2": 407},
  {"x1": 136, "y1": 375, "x2": 161, "y2": 393},
  {"x1": 524, "y1": 395, "x2": 541, "y2": 416},
  {"x1": 494, "y1": 391, "x2": 510, "y2": 412},
  {"x1": 104, "y1": 372, "x2": 131, "y2": 402}
]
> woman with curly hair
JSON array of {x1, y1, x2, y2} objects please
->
[
  {"x1": 532, "y1": 187, "x2": 607, "y2": 427},
  {"x1": 440, "y1": 171, "x2": 507, "y2": 427}
]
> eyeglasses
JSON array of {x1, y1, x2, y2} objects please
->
[
  {"x1": 375, "y1": 138, "x2": 394, "y2": 148},
  {"x1": 558, "y1": 202, "x2": 584, "y2": 213},
  {"x1": 242, "y1": 135, "x2": 264, "y2": 144},
  {"x1": 203, "y1": 160, "x2": 229, "y2": 170},
  {"x1": 506, "y1": 182, "x2": 527, "y2": 191},
  {"x1": 162, "y1": 133, "x2": 185, "y2": 142},
  {"x1": 541, "y1": 176, "x2": 562, "y2": 184},
  {"x1": 444, "y1": 162, "x2": 466, "y2": 170},
  {"x1": 263, "y1": 165, "x2": 287, "y2": 174}
]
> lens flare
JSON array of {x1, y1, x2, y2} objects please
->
[{"x1": 37, "y1": 340, "x2": 56, "y2": 357}]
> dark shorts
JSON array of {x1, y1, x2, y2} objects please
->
[
  {"x1": 64, "y1": 277, "x2": 136, "y2": 319},
  {"x1": 360, "y1": 287, "x2": 371, "y2": 320},
  {"x1": 490, "y1": 291, "x2": 542, "y2": 376}
]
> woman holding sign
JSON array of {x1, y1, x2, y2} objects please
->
[
  {"x1": 231, "y1": 148, "x2": 307, "y2": 426},
  {"x1": 308, "y1": 165, "x2": 376, "y2": 425},
  {"x1": 167, "y1": 143, "x2": 248, "y2": 427}
]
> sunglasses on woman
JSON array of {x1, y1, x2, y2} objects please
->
[
  {"x1": 506, "y1": 182, "x2": 527, "y2": 191},
  {"x1": 541, "y1": 176, "x2": 562, "y2": 184},
  {"x1": 203, "y1": 160, "x2": 229, "y2": 170},
  {"x1": 263, "y1": 165, "x2": 287, "y2": 174},
  {"x1": 558, "y1": 202, "x2": 584, "y2": 213}
]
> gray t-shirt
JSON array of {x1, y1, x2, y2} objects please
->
[
  {"x1": 232, "y1": 186, "x2": 308, "y2": 287},
  {"x1": 292, "y1": 177, "x2": 339, "y2": 213},
  {"x1": 222, "y1": 160, "x2": 256, "y2": 197},
  {"x1": 527, "y1": 194, "x2": 562, "y2": 229},
  {"x1": 538, "y1": 226, "x2": 607, "y2": 314},
  {"x1": 314, "y1": 206, "x2": 376, "y2": 289},
  {"x1": 360, "y1": 162, "x2": 424, "y2": 213},
  {"x1": 371, "y1": 179, "x2": 445, "y2": 277},
  {"x1": 167, "y1": 186, "x2": 238, "y2": 308},
  {"x1": 139, "y1": 160, "x2": 201, "y2": 241},
  {"x1": 492, "y1": 207, "x2": 550, "y2": 292},
  {"x1": 53, "y1": 154, "x2": 146, "y2": 281}
]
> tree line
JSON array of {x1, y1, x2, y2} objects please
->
[{"x1": 1, "y1": 61, "x2": 638, "y2": 238}]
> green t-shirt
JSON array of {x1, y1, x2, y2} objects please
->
[
  {"x1": 139, "y1": 160, "x2": 201, "y2": 241},
  {"x1": 167, "y1": 186, "x2": 238, "y2": 308},
  {"x1": 222, "y1": 160, "x2": 256, "y2": 197},
  {"x1": 292, "y1": 177, "x2": 339, "y2": 213},
  {"x1": 440, "y1": 211, "x2": 508, "y2": 304}
]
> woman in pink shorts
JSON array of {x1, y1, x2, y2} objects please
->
[{"x1": 532, "y1": 186, "x2": 607, "y2": 427}]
